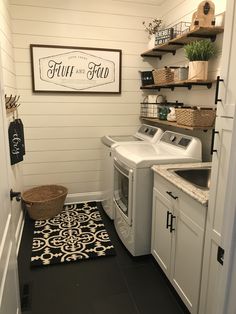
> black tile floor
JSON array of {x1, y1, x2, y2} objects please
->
[{"x1": 18, "y1": 202, "x2": 190, "y2": 314}]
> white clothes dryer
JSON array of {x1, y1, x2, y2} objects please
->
[
  {"x1": 113, "y1": 131, "x2": 202, "y2": 256},
  {"x1": 101, "y1": 124, "x2": 163, "y2": 219}
]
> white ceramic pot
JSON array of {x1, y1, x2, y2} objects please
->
[
  {"x1": 148, "y1": 34, "x2": 156, "y2": 49},
  {"x1": 188, "y1": 61, "x2": 208, "y2": 81}
]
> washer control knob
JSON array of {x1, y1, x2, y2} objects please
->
[{"x1": 170, "y1": 135, "x2": 176, "y2": 142}]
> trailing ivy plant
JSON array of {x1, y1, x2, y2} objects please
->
[{"x1": 184, "y1": 40, "x2": 217, "y2": 61}]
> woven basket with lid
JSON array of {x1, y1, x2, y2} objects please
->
[{"x1": 22, "y1": 185, "x2": 68, "y2": 220}]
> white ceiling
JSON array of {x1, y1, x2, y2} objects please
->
[{"x1": 114, "y1": 0, "x2": 164, "y2": 6}]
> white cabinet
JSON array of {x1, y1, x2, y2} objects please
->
[
  {"x1": 216, "y1": 0, "x2": 236, "y2": 118},
  {"x1": 152, "y1": 174, "x2": 206, "y2": 314},
  {"x1": 199, "y1": 0, "x2": 236, "y2": 310},
  {"x1": 199, "y1": 116, "x2": 233, "y2": 314},
  {"x1": 208, "y1": 117, "x2": 233, "y2": 238}
]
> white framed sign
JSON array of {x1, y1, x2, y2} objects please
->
[{"x1": 30, "y1": 44, "x2": 122, "y2": 93}]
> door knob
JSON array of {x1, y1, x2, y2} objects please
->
[{"x1": 10, "y1": 189, "x2": 21, "y2": 202}]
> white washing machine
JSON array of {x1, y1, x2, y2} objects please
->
[
  {"x1": 113, "y1": 131, "x2": 202, "y2": 256},
  {"x1": 101, "y1": 124, "x2": 163, "y2": 219}
]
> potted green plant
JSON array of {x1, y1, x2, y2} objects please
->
[{"x1": 184, "y1": 39, "x2": 217, "y2": 81}]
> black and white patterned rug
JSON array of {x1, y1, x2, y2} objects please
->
[{"x1": 31, "y1": 202, "x2": 115, "y2": 267}]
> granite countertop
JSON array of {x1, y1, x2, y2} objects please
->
[{"x1": 152, "y1": 162, "x2": 211, "y2": 206}]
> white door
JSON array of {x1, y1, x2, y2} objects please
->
[
  {"x1": 0, "y1": 90, "x2": 21, "y2": 312},
  {"x1": 199, "y1": 117, "x2": 233, "y2": 314},
  {"x1": 216, "y1": 0, "x2": 236, "y2": 118}
]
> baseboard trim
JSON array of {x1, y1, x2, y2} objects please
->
[{"x1": 65, "y1": 192, "x2": 103, "y2": 204}]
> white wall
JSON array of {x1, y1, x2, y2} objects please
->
[
  {"x1": 0, "y1": 0, "x2": 15, "y2": 93},
  {"x1": 0, "y1": 0, "x2": 23, "y2": 250},
  {"x1": 10, "y1": 0, "x2": 162, "y2": 198}
]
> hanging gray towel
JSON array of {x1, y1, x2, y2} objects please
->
[{"x1": 8, "y1": 120, "x2": 24, "y2": 165}]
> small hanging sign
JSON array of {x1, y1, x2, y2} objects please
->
[{"x1": 8, "y1": 119, "x2": 25, "y2": 165}]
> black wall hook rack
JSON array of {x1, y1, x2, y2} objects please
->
[{"x1": 5, "y1": 94, "x2": 21, "y2": 113}]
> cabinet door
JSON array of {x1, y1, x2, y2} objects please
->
[
  {"x1": 209, "y1": 117, "x2": 233, "y2": 240},
  {"x1": 170, "y1": 206, "x2": 204, "y2": 314},
  {"x1": 217, "y1": 0, "x2": 236, "y2": 118},
  {"x1": 199, "y1": 116, "x2": 233, "y2": 314},
  {"x1": 151, "y1": 188, "x2": 172, "y2": 277}
]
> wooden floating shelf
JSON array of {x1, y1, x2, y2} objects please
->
[
  {"x1": 141, "y1": 80, "x2": 214, "y2": 91},
  {"x1": 141, "y1": 26, "x2": 224, "y2": 59},
  {"x1": 140, "y1": 117, "x2": 213, "y2": 131}
]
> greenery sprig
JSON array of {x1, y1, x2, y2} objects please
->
[
  {"x1": 184, "y1": 40, "x2": 217, "y2": 61},
  {"x1": 142, "y1": 19, "x2": 162, "y2": 35}
]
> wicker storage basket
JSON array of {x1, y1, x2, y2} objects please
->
[
  {"x1": 22, "y1": 185, "x2": 68, "y2": 220},
  {"x1": 152, "y1": 68, "x2": 174, "y2": 85},
  {"x1": 175, "y1": 108, "x2": 216, "y2": 127}
]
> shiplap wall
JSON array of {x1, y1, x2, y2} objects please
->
[
  {"x1": 10, "y1": 0, "x2": 162, "y2": 198},
  {"x1": 0, "y1": 0, "x2": 23, "y2": 250},
  {"x1": 0, "y1": 0, "x2": 15, "y2": 93},
  {"x1": 9, "y1": 0, "x2": 226, "y2": 198}
]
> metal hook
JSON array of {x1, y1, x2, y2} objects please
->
[
  {"x1": 10, "y1": 95, "x2": 17, "y2": 108},
  {"x1": 5, "y1": 94, "x2": 12, "y2": 105}
]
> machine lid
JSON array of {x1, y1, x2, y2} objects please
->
[
  {"x1": 109, "y1": 135, "x2": 140, "y2": 142},
  {"x1": 115, "y1": 150, "x2": 200, "y2": 168},
  {"x1": 101, "y1": 124, "x2": 163, "y2": 147},
  {"x1": 113, "y1": 131, "x2": 202, "y2": 168},
  {"x1": 101, "y1": 135, "x2": 141, "y2": 147}
]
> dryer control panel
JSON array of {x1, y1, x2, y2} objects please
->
[
  {"x1": 160, "y1": 131, "x2": 192, "y2": 149},
  {"x1": 138, "y1": 124, "x2": 158, "y2": 137},
  {"x1": 136, "y1": 124, "x2": 163, "y2": 143}
]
